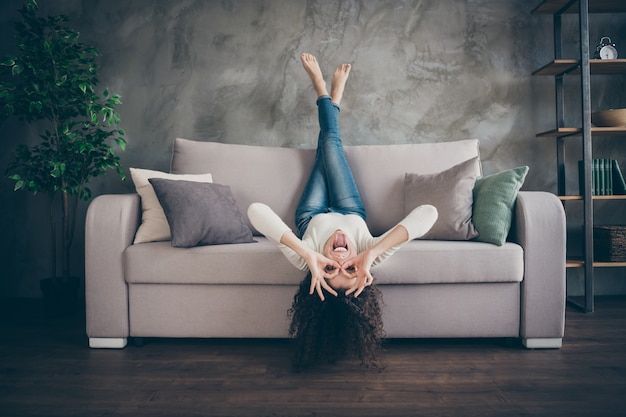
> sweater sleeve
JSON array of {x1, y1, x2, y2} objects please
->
[
  {"x1": 397, "y1": 204, "x2": 438, "y2": 240},
  {"x1": 247, "y1": 202, "x2": 292, "y2": 243},
  {"x1": 247, "y1": 202, "x2": 309, "y2": 271},
  {"x1": 363, "y1": 204, "x2": 439, "y2": 267}
]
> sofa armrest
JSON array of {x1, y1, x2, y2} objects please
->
[
  {"x1": 85, "y1": 194, "x2": 141, "y2": 347},
  {"x1": 511, "y1": 191, "x2": 566, "y2": 346}
]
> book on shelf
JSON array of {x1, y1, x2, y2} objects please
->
[
  {"x1": 614, "y1": 160, "x2": 626, "y2": 195},
  {"x1": 578, "y1": 159, "x2": 626, "y2": 195}
]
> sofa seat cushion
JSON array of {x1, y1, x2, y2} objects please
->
[
  {"x1": 373, "y1": 240, "x2": 524, "y2": 284},
  {"x1": 125, "y1": 239, "x2": 299, "y2": 285},
  {"x1": 124, "y1": 238, "x2": 523, "y2": 286}
]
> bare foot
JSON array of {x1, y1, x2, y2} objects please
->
[
  {"x1": 301, "y1": 53, "x2": 328, "y2": 98},
  {"x1": 330, "y1": 64, "x2": 351, "y2": 106}
]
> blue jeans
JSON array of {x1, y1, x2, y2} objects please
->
[{"x1": 295, "y1": 96, "x2": 366, "y2": 237}]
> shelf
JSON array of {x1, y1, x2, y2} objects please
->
[
  {"x1": 532, "y1": 59, "x2": 626, "y2": 76},
  {"x1": 567, "y1": 259, "x2": 585, "y2": 267},
  {"x1": 532, "y1": 0, "x2": 626, "y2": 14},
  {"x1": 566, "y1": 259, "x2": 626, "y2": 268},
  {"x1": 533, "y1": 59, "x2": 579, "y2": 75},
  {"x1": 559, "y1": 195, "x2": 626, "y2": 200},
  {"x1": 536, "y1": 127, "x2": 626, "y2": 137}
]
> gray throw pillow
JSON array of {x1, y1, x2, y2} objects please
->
[
  {"x1": 148, "y1": 178, "x2": 254, "y2": 248},
  {"x1": 404, "y1": 156, "x2": 480, "y2": 241}
]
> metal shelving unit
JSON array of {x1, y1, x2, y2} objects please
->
[{"x1": 532, "y1": 0, "x2": 626, "y2": 312}]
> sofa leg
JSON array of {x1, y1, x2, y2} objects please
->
[
  {"x1": 522, "y1": 338, "x2": 562, "y2": 349},
  {"x1": 89, "y1": 337, "x2": 128, "y2": 349}
]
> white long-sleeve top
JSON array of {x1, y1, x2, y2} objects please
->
[{"x1": 247, "y1": 202, "x2": 437, "y2": 272}]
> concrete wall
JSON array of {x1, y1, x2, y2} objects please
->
[{"x1": 1, "y1": 0, "x2": 625, "y2": 298}]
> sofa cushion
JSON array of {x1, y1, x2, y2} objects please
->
[
  {"x1": 472, "y1": 166, "x2": 529, "y2": 246},
  {"x1": 404, "y1": 156, "x2": 480, "y2": 241},
  {"x1": 170, "y1": 138, "x2": 481, "y2": 236},
  {"x1": 125, "y1": 239, "x2": 300, "y2": 285},
  {"x1": 149, "y1": 178, "x2": 254, "y2": 247},
  {"x1": 129, "y1": 168, "x2": 213, "y2": 244},
  {"x1": 373, "y1": 240, "x2": 524, "y2": 284},
  {"x1": 124, "y1": 238, "x2": 523, "y2": 286}
]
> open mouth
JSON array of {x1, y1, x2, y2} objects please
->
[{"x1": 332, "y1": 232, "x2": 349, "y2": 253}]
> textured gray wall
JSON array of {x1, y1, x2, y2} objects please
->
[{"x1": 1, "y1": 0, "x2": 625, "y2": 297}]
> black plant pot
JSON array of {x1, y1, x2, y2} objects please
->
[{"x1": 40, "y1": 277, "x2": 80, "y2": 317}]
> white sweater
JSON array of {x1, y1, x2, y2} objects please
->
[{"x1": 247, "y1": 203, "x2": 437, "y2": 272}]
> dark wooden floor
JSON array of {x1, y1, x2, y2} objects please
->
[{"x1": 1, "y1": 297, "x2": 625, "y2": 417}]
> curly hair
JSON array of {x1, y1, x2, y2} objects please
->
[{"x1": 287, "y1": 272, "x2": 385, "y2": 371}]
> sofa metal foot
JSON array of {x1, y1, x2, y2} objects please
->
[
  {"x1": 89, "y1": 337, "x2": 128, "y2": 349},
  {"x1": 522, "y1": 338, "x2": 562, "y2": 349}
]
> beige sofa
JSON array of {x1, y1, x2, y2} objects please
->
[{"x1": 85, "y1": 138, "x2": 566, "y2": 349}]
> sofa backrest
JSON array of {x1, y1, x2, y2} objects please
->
[{"x1": 170, "y1": 138, "x2": 481, "y2": 236}]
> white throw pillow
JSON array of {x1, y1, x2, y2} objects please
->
[{"x1": 130, "y1": 168, "x2": 213, "y2": 243}]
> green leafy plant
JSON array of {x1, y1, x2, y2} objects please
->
[{"x1": 0, "y1": 0, "x2": 126, "y2": 281}]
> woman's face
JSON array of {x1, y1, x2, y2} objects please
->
[{"x1": 323, "y1": 230, "x2": 358, "y2": 290}]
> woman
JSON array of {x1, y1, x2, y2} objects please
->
[{"x1": 248, "y1": 53, "x2": 437, "y2": 368}]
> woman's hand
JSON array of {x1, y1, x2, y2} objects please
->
[
  {"x1": 304, "y1": 251, "x2": 341, "y2": 301},
  {"x1": 343, "y1": 224, "x2": 412, "y2": 298},
  {"x1": 343, "y1": 250, "x2": 376, "y2": 298},
  {"x1": 278, "y1": 230, "x2": 340, "y2": 301}
]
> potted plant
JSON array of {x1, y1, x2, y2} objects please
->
[{"x1": 0, "y1": 0, "x2": 126, "y2": 314}]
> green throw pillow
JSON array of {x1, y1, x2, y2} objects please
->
[{"x1": 472, "y1": 166, "x2": 529, "y2": 246}]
